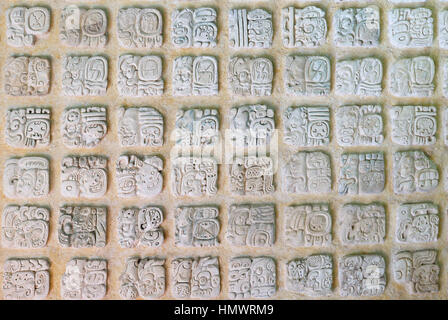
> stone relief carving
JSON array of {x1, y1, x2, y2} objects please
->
[
  {"x1": 390, "y1": 106, "x2": 436, "y2": 146},
  {"x1": 396, "y1": 203, "x2": 439, "y2": 243},
  {"x1": 336, "y1": 58, "x2": 382, "y2": 96},
  {"x1": 61, "y1": 156, "x2": 108, "y2": 199},
  {"x1": 175, "y1": 206, "x2": 219, "y2": 247},
  {"x1": 3, "y1": 157, "x2": 49, "y2": 199},
  {"x1": 118, "y1": 107, "x2": 163, "y2": 147},
  {"x1": 119, "y1": 257, "x2": 165, "y2": 299},
  {"x1": 390, "y1": 56, "x2": 434, "y2": 97},
  {"x1": 4, "y1": 56, "x2": 50, "y2": 96},
  {"x1": 175, "y1": 108, "x2": 219, "y2": 146},
  {"x1": 229, "y1": 156, "x2": 275, "y2": 196},
  {"x1": 6, "y1": 107, "x2": 51, "y2": 148},
  {"x1": 282, "y1": 6, "x2": 327, "y2": 47},
  {"x1": 117, "y1": 8, "x2": 162, "y2": 48},
  {"x1": 172, "y1": 8, "x2": 217, "y2": 48},
  {"x1": 173, "y1": 56, "x2": 218, "y2": 96},
  {"x1": 118, "y1": 55, "x2": 163, "y2": 96},
  {"x1": 229, "y1": 57, "x2": 273, "y2": 96},
  {"x1": 229, "y1": 9, "x2": 273, "y2": 48},
  {"x1": 226, "y1": 204, "x2": 275, "y2": 247},
  {"x1": 389, "y1": 8, "x2": 433, "y2": 48},
  {"x1": 439, "y1": 10, "x2": 448, "y2": 48},
  {"x1": 334, "y1": 7, "x2": 380, "y2": 47},
  {"x1": 2, "y1": 205, "x2": 49, "y2": 248},
  {"x1": 443, "y1": 59, "x2": 448, "y2": 98},
  {"x1": 172, "y1": 256, "x2": 220, "y2": 298},
  {"x1": 284, "y1": 204, "x2": 332, "y2": 247},
  {"x1": 284, "y1": 56, "x2": 330, "y2": 96},
  {"x1": 61, "y1": 258, "x2": 107, "y2": 300},
  {"x1": 116, "y1": 155, "x2": 163, "y2": 198},
  {"x1": 6, "y1": 7, "x2": 50, "y2": 47}
]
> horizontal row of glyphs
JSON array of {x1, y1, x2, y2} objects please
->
[
  {"x1": 1, "y1": 202, "x2": 441, "y2": 249},
  {"x1": 6, "y1": 6, "x2": 448, "y2": 50},
  {"x1": 4, "y1": 54, "x2": 445, "y2": 97},
  {"x1": 2, "y1": 251, "x2": 440, "y2": 299}
]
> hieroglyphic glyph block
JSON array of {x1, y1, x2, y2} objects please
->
[
  {"x1": 333, "y1": 7, "x2": 380, "y2": 47},
  {"x1": 118, "y1": 207, "x2": 164, "y2": 248},
  {"x1": 61, "y1": 156, "x2": 108, "y2": 199},
  {"x1": 4, "y1": 56, "x2": 50, "y2": 96},
  {"x1": 335, "y1": 105, "x2": 383, "y2": 146},
  {"x1": 281, "y1": 6, "x2": 327, "y2": 48},
  {"x1": 61, "y1": 259, "x2": 107, "y2": 300},
  {"x1": 62, "y1": 106, "x2": 107, "y2": 148},
  {"x1": 116, "y1": 155, "x2": 163, "y2": 198},
  {"x1": 172, "y1": 257, "x2": 220, "y2": 298},
  {"x1": 338, "y1": 152, "x2": 385, "y2": 195},
  {"x1": 118, "y1": 55, "x2": 163, "y2": 96},
  {"x1": 117, "y1": 8, "x2": 162, "y2": 48},
  {"x1": 443, "y1": 59, "x2": 448, "y2": 98},
  {"x1": 396, "y1": 203, "x2": 439, "y2": 243},
  {"x1": 339, "y1": 203, "x2": 386, "y2": 245},
  {"x1": 335, "y1": 58, "x2": 382, "y2": 96},
  {"x1": 393, "y1": 150, "x2": 439, "y2": 194},
  {"x1": 439, "y1": 10, "x2": 448, "y2": 48},
  {"x1": 175, "y1": 108, "x2": 219, "y2": 146},
  {"x1": 389, "y1": 8, "x2": 433, "y2": 48},
  {"x1": 118, "y1": 107, "x2": 163, "y2": 147},
  {"x1": 60, "y1": 6, "x2": 107, "y2": 48},
  {"x1": 6, "y1": 7, "x2": 50, "y2": 47},
  {"x1": 3, "y1": 258, "x2": 49, "y2": 300},
  {"x1": 284, "y1": 56, "x2": 330, "y2": 96},
  {"x1": 229, "y1": 9, "x2": 273, "y2": 48},
  {"x1": 283, "y1": 107, "x2": 330, "y2": 146},
  {"x1": 6, "y1": 107, "x2": 51, "y2": 148},
  {"x1": 286, "y1": 255, "x2": 333, "y2": 296},
  {"x1": 173, "y1": 56, "x2": 218, "y2": 96},
  {"x1": 229, "y1": 257, "x2": 276, "y2": 299},
  {"x1": 229, "y1": 57, "x2": 273, "y2": 96},
  {"x1": 62, "y1": 56, "x2": 108, "y2": 96},
  {"x1": 229, "y1": 157, "x2": 274, "y2": 196},
  {"x1": 226, "y1": 204, "x2": 275, "y2": 247},
  {"x1": 175, "y1": 206, "x2": 219, "y2": 247},
  {"x1": 2, "y1": 205, "x2": 49, "y2": 248},
  {"x1": 390, "y1": 106, "x2": 437, "y2": 146},
  {"x1": 58, "y1": 206, "x2": 107, "y2": 248},
  {"x1": 282, "y1": 151, "x2": 332, "y2": 194},
  {"x1": 394, "y1": 250, "x2": 440, "y2": 294},
  {"x1": 172, "y1": 8, "x2": 217, "y2": 48},
  {"x1": 119, "y1": 257, "x2": 165, "y2": 299},
  {"x1": 284, "y1": 204, "x2": 332, "y2": 247},
  {"x1": 390, "y1": 57, "x2": 435, "y2": 97},
  {"x1": 3, "y1": 157, "x2": 49, "y2": 199},
  {"x1": 339, "y1": 254, "x2": 386, "y2": 297}
]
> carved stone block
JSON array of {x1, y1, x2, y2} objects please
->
[
  {"x1": 118, "y1": 55, "x2": 163, "y2": 96},
  {"x1": 172, "y1": 256, "x2": 220, "y2": 298},
  {"x1": 229, "y1": 257, "x2": 276, "y2": 299},
  {"x1": 229, "y1": 157, "x2": 274, "y2": 196},
  {"x1": 226, "y1": 204, "x2": 275, "y2": 247},
  {"x1": 4, "y1": 56, "x2": 50, "y2": 96},
  {"x1": 61, "y1": 156, "x2": 108, "y2": 199},
  {"x1": 171, "y1": 157, "x2": 217, "y2": 197},
  {"x1": 119, "y1": 257, "x2": 165, "y2": 299},
  {"x1": 62, "y1": 106, "x2": 107, "y2": 148},
  {"x1": 229, "y1": 9, "x2": 272, "y2": 48},
  {"x1": 335, "y1": 105, "x2": 383, "y2": 146},
  {"x1": 282, "y1": 6, "x2": 327, "y2": 47},
  {"x1": 6, "y1": 107, "x2": 51, "y2": 148},
  {"x1": 117, "y1": 8, "x2": 162, "y2": 48},
  {"x1": 118, "y1": 206, "x2": 164, "y2": 248},
  {"x1": 443, "y1": 59, "x2": 448, "y2": 98},
  {"x1": 118, "y1": 107, "x2": 163, "y2": 147},
  {"x1": 439, "y1": 11, "x2": 448, "y2": 49},
  {"x1": 286, "y1": 255, "x2": 333, "y2": 296},
  {"x1": 283, "y1": 151, "x2": 332, "y2": 193},
  {"x1": 58, "y1": 206, "x2": 107, "y2": 248},
  {"x1": 390, "y1": 57, "x2": 434, "y2": 97},
  {"x1": 334, "y1": 7, "x2": 380, "y2": 47},
  {"x1": 284, "y1": 106, "x2": 330, "y2": 146},
  {"x1": 3, "y1": 258, "x2": 49, "y2": 300},
  {"x1": 3, "y1": 157, "x2": 49, "y2": 199},
  {"x1": 390, "y1": 106, "x2": 436, "y2": 146},
  {"x1": 284, "y1": 204, "x2": 332, "y2": 247},
  {"x1": 116, "y1": 155, "x2": 163, "y2": 198},
  {"x1": 6, "y1": 7, "x2": 50, "y2": 47},
  {"x1": 173, "y1": 56, "x2": 218, "y2": 96},
  {"x1": 396, "y1": 203, "x2": 439, "y2": 243},
  {"x1": 229, "y1": 57, "x2": 273, "y2": 96},
  {"x1": 2, "y1": 205, "x2": 49, "y2": 248},
  {"x1": 389, "y1": 8, "x2": 433, "y2": 48},
  {"x1": 284, "y1": 56, "x2": 330, "y2": 96},
  {"x1": 339, "y1": 254, "x2": 386, "y2": 296},
  {"x1": 172, "y1": 8, "x2": 217, "y2": 48},
  {"x1": 339, "y1": 203, "x2": 386, "y2": 245},
  {"x1": 175, "y1": 206, "x2": 219, "y2": 247},
  {"x1": 60, "y1": 6, "x2": 107, "y2": 48},
  {"x1": 336, "y1": 58, "x2": 382, "y2": 96},
  {"x1": 61, "y1": 258, "x2": 107, "y2": 300},
  {"x1": 175, "y1": 108, "x2": 219, "y2": 146},
  {"x1": 338, "y1": 152, "x2": 385, "y2": 195},
  {"x1": 393, "y1": 150, "x2": 439, "y2": 194},
  {"x1": 62, "y1": 55, "x2": 108, "y2": 96}
]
